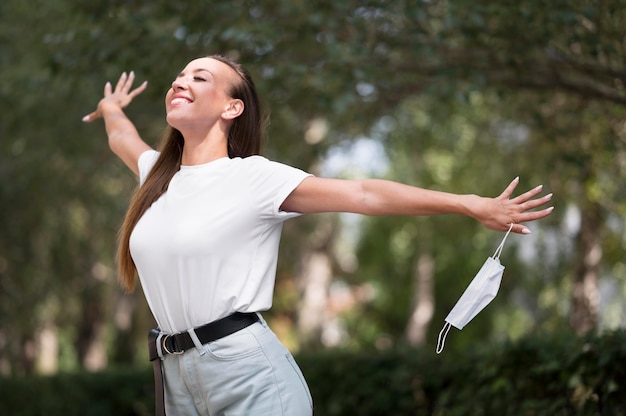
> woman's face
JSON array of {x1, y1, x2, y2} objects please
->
[{"x1": 165, "y1": 57, "x2": 239, "y2": 131}]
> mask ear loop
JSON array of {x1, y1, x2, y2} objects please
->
[
  {"x1": 436, "y1": 224, "x2": 514, "y2": 355},
  {"x1": 492, "y1": 223, "x2": 514, "y2": 260},
  {"x1": 436, "y1": 322, "x2": 451, "y2": 354}
]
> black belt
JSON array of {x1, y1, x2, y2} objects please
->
[
  {"x1": 150, "y1": 312, "x2": 259, "y2": 359},
  {"x1": 148, "y1": 312, "x2": 260, "y2": 415}
]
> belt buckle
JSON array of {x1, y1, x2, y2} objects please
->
[{"x1": 162, "y1": 334, "x2": 185, "y2": 355}]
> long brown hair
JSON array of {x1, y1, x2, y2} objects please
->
[{"x1": 117, "y1": 55, "x2": 264, "y2": 292}]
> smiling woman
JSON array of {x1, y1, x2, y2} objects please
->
[
  {"x1": 165, "y1": 59, "x2": 245, "y2": 158},
  {"x1": 83, "y1": 54, "x2": 553, "y2": 416}
]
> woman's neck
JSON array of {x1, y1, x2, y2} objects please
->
[{"x1": 178, "y1": 123, "x2": 230, "y2": 165}]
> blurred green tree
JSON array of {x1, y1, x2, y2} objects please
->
[{"x1": 0, "y1": 0, "x2": 624, "y2": 374}]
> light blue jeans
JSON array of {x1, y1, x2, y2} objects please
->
[{"x1": 161, "y1": 314, "x2": 313, "y2": 416}]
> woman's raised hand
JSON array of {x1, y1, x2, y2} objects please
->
[
  {"x1": 473, "y1": 177, "x2": 554, "y2": 234},
  {"x1": 82, "y1": 71, "x2": 147, "y2": 123}
]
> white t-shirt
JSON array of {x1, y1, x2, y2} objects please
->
[{"x1": 130, "y1": 150, "x2": 312, "y2": 334}]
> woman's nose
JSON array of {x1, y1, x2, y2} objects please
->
[{"x1": 171, "y1": 78, "x2": 187, "y2": 90}]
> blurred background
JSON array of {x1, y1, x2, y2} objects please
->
[{"x1": 1, "y1": 0, "x2": 625, "y2": 383}]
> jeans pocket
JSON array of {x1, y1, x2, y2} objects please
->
[
  {"x1": 285, "y1": 353, "x2": 314, "y2": 409},
  {"x1": 204, "y1": 329, "x2": 263, "y2": 361}
]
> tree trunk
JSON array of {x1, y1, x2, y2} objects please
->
[
  {"x1": 76, "y1": 289, "x2": 108, "y2": 371},
  {"x1": 20, "y1": 334, "x2": 37, "y2": 375},
  {"x1": 406, "y1": 251, "x2": 435, "y2": 346},
  {"x1": 296, "y1": 215, "x2": 338, "y2": 350},
  {"x1": 297, "y1": 249, "x2": 333, "y2": 349},
  {"x1": 110, "y1": 291, "x2": 139, "y2": 365},
  {"x1": 569, "y1": 203, "x2": 603, "y2": 335},
  {"x1": 36, "y1": 322, "x2": 58, "y2": 374}
]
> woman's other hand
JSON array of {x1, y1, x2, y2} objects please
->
[{"x1": 82, "y1": 71, "x2": 147, "y2": 123}]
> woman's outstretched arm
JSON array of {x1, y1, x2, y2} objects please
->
[
  {"x1": 281, "y1": 176, "x2": 554, "y2": 235},
  {"x1": 83, "y1": 71, "x2": 152, "y2": 176}
]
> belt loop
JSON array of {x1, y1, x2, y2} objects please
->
[
  {"x1": 187, "y1": 328, "x2": 209, "y2": 356},
  {"x1": 155, "y1": 331, "x2": 166, "y2": 360},
  {"x1": 256, "y1": 312, "x2": 267, "y2": 328}
]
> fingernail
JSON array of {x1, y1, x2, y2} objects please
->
[
  {"x1": 82, "y1": 115, "x2": 89, "y2": 122},
  {"x1": 547, "y1": 206, "x2": 554, "y2": 212},
  {"x1": 522, "y1": 228, "x2": 531, "y2": 234},
  {"x1": 535, "y1": 184, "x2": 543, "y2": 191},
  {"x1": 546, "y1": 193, "x2": 553, "y2": 199},
  {"x1": 514, "y1": 176, "x2": 519, "y2": 182}
]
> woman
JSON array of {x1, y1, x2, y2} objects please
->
[{"x1": 83, "y1": 55, "x2": 553, "y2": 416}]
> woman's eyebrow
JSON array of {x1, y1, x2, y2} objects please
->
[{"x1": 177, "y1": 68, "x2": 213, "y2": 78}]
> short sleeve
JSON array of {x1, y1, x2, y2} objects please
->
[
  {"x1": 269, "y1": 163, "x2": 313, "y2": 219},
  {"x1": 137, "y1": 150, "x2": 160, "y2": 186},
  {"x1": 237, "y1": 157, "x2": 313, "y2": 221}
]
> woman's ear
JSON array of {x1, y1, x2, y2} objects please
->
[{"x1": 222, "y1": 99, "x2": 244, "y2": 120}]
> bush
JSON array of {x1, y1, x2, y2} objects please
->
[
  {"x1": 1, "y1": 330, "x2": 625, "y2": 415},
  {"x1": 302, "y1": 330, "x2": 626, "y2": 415},
  {"x1": 0, "y1": 368, "x2": 154, "y2": 416}
]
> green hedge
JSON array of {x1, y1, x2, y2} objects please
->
[
  {"x1": 1, "y1": 330, "x2": 625, "y2": 415},
  {"x1": 303, "y1": 330, "x2": 626, "y2": 415},
  {"x1": 0, "y1": 368, "x2": 154, "y2": 416}
]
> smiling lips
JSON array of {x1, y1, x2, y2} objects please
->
[{"x1": 171, "y1": 95, "x2": 192, "y2": 105}]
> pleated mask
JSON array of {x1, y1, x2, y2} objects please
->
[{"x1": 436, "y1": 224, "x2": 513, "y2": 354}]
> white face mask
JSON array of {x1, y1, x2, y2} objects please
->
[{"x1": 436, "y1": 224, "x2": 513, "y2": 354}]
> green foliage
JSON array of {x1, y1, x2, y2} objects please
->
[
  {"x1": 1, "y1": 331, "x2": 625, "y2": 415},
  {"x1": 0, "y1": 368, "x2": 154, "y2": 416},
  {"x1": 305, "y1": 330, "x2": 626, "y2": 415},
  {"x1": 2, "y1": 0, "x2": 626, "y2": 375},
  {"x1": 428, "y1": 330, "x2": 626, "y2": 415}
]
